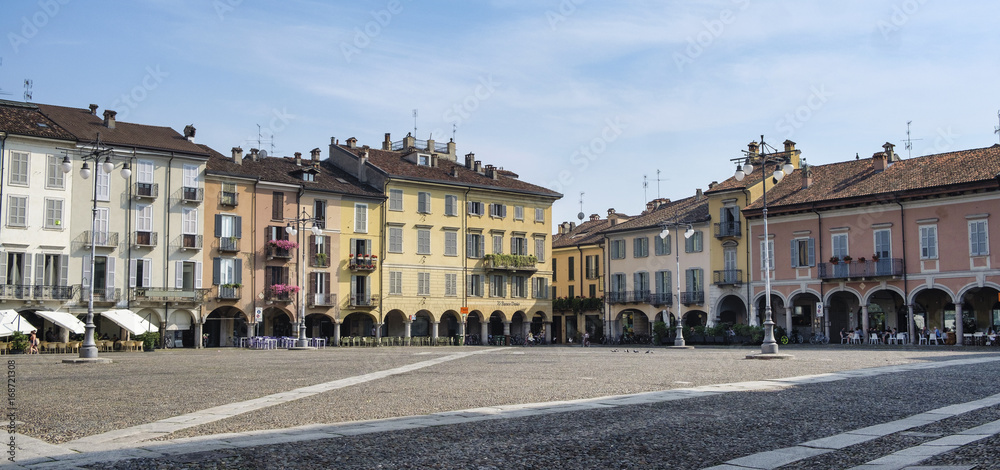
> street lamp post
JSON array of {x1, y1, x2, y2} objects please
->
[
  {"x1": 60, "y1": 136, "x2": 130, "y2": 361},
  {"x1": 732, "y1": 136, "x2": 794, "y2": 356},
  {"x1": 284, "y1": 209, "x2": 323, "y2": 349},
  {"x1": 659, "y1": 222, "x2": 693, "y2": 347}
]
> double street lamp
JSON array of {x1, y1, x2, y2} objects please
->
[
  {"x1": 732, "y1": 136, "x2": 793, "y2": 356},
  {"x1": 659, "y1": 222, "x2": 694, "y2": 347},
  {"x1": 60, "y1": 137, "x2": 131, "y2": 360},
  {"x1": 284, "y1": 210, "x2": 323, "y2": 349}
]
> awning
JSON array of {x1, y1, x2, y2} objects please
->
[
  {"x1": 0, "y1": 310, "x2": 33, "y2": 337},
  {"x1": 33, "y1": 310, "x2": 85, "y2": 335},
  {"x1": 166, "y1": 311, "x2": 192, "y2": 331},
  {"x1": 99, "y1": 309, "x2": 158, "y2": 335}
]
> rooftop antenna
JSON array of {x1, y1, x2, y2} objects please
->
[
  {"x1": 452, "y1": 123, "x2": 457, "y2": 142},
  {"x1": 577, "y1": 192, "x2": 585, "y2": 222},
  {"x1": 643, "y1": 174, "x2": 648, "y2": 204},
  {"x1": 902, "y1": 120, "x2": 923, "y2": 159},
  {"x1": 994, "y1": 110, "x2": 1000, "y2": 144},
  {"x1": 412, "y1": 109, "x2": 418, "y2": 137},
  {"x1": 23, "y1": 78, "x2": 32, "y2": 102},
  {"x1": 656, "y1": 169, "x2": 665, "y2": 199}
]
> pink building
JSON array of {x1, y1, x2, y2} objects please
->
[{"x1": 741, "y1": 143, "x2": 1000, "y2": 345}]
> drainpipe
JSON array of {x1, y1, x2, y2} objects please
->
[
  {"x1": 895, "y1": 197, "x2": 913, "y2": 344},
  {"x1": 0, "y1": 132, "x2": 8, "y2": 241},
  {"x1": 811, "y1": 206, "x2": 825, "y2": 339},
  {"x1": 577, "y1": 244, "x2": 585, "y2": 337},
  {"x1": 251, "y1": 179, "x2": 258, "y2": 337}
]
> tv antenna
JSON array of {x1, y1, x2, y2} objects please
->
[
  {"x1": 248, "y1": 124, "x2": 276, "y2": 156},
  {"x1": 23, "y1": 79, "x2": 32, "y2": 102},
  {"x1": 994, "y1": 110, "x2": 1000, "y2": 144},
  {"x1": 901, "y1": 121, "x2": 923, "y2": 159},
  {"x1": 577, "y1": 192, "x2": 585, "y2": 222},
  {"x1": 655, "y1": 169, "x2": 666, "y2": 199},
  {"x1": 643, "y1": 175, "x2": 648, "y2": 204},
  {"x1": 412, "y1": 109, "x2": 418, "y2": 137},
  {"x1": 452, "y1": 123, "x2": 457, "y2": 142}
]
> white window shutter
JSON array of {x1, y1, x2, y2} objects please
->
[
  {"x1": 175, "y1": 261, "x2": 184, "y2": 288},
  {"x1": 195, "y1": 261, "x2": 203, "y2": 288},
  {"x1": 0, "y1": 251, "x2": 7, "y2": 285},
  {"x1": 81, "y1": 255, "x2": 90, "y2": 288},
  {"x1": 143, "y1": 259, "x2": 152, "y2": 287},
  {"x1": 106, "y1": 256, "x2": 115, "y2": 290},
  {"x1": 59, "y1": 255, "x2": 68, "y2": 286},
  {"x1": 129, "y1": 259, "x2": 138, "y2": 287},
  {"x1": 35, "y1": 253, "x2": 44, "y2": 286}
]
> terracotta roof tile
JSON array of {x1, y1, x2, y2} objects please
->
[
  {"x1": 602, "y1": 195, "x2": 710, "y2": 234},
  {"x1": 36, "y1": 103, "x2": 208, "y2": 156},
  {"x1": 553, "y1": 218, "x2": 617, "y2": 248},
  {"x1": 0, "y1": 100, "x2": 75, "y2": 141},
  {"x1": 206, "y1": 151, "x2": 383, "y2": 199}
]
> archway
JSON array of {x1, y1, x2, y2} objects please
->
[
  {"x1": 167, "y1": 309, "x2": 196, "y2": 347},
  {"x1": 263, "y1": 307, "x2": 293, "y2": 337},
  {"x1": 488, "y1": 311, "x2": 505, "y2": 339},
  {"x1": 530, "y1": 312, "x2": 545, "y2": 335},
  {"x1": 958, "y1": 285, "x2": 1000, "y2": 333},
  {"x1": 441, "y1": 310, "x2": 460, "y2": 340},
  {"x1": 716, "y1": 295, "x2": 746, "y2": 326},
  {"x1": 342, "y1": 312, "x2": 375, "y2": 337},
  {"x1": 467, "y1": 310, "x2": 484, "y2": 344},
  {"x1": 683, "y1": 310, "x2": 707, "y2": 328},
  {"x1": 511, "y1": 311, "x2": 526, "y2": 340},
  {"x1": 866, "y1": 289, "x2": 906, "y2": 334},
  {"x1": 788, "y1": 292, "x2": 822, "y2": 337},
  {"x1": 912, "y1": 288, "x2": 955, "y2": 332},
  {"x1": 827, "y1": 290, "x2": 861, "y2": 334},
  {"x1": 205, "y1": 307, "x2": 248, "y2": 347},
  {"x1": 411, "y1": 310, "x2": 432, "y2": 338},
  {"x1": 754, "y1": 293, "x2": 786, "y2": 327},
  {"x1": 304, "y1": 313, "x2": 335, "y2": 339},
  {"x1": 383, "y1": 310, "x2": 407, "y2": 338}
]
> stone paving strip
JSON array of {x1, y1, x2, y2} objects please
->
[{"x1": 9, "y1": 354, "x2": 1000, "y2": 469}]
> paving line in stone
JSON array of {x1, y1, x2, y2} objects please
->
[
  {"x1": 56, "y1": 349, "x2": 496, "y2": 450},
  {"x1": 704, "y1": 392, "x2": 1000, "y2": 470}
]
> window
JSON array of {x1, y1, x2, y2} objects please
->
[
  {"x1": 686, "y1": 268, "x2": 704, "y2": 293},
  {"x1": 95, "y1": 166, "x2": 110, "y2": 201},
  {"x1": 137, "y1": 160, "x2": 155, "y2": 184},
  {"x1": 220, "y1": 181, "x2": 237, "y2": 205},
  {"x1": 874, "y1": 229, "x2": 891, "y2": 259},
  {"x1": 568, "y1": 285, "x2": 575, "y2": 298},
  {"x1": 511, "y1": 236, "x2": 528, "y2": 256},
  {"x1": 445, "y1": 273, "x2": 457, "y2": 296},
  {"x1": 535, "y1": 207, "x2": 544, "y2": 222},
  {"x1": 633, "y1": 237, "x2": 648, "y2": 258},
  {"x1": 130, "y1": 258, "x2": 154, "y2": 288},
  {"x1": 183, "y1": 164, "x2": 199, "y2": 190},
  {"x1": 589, "y1": 284, "x2": 596, "y2": 298},
  {"x1": 388, "y1": 227, "x2": 403, "y2": 253},
  {"x1": 349, "y1": 238, "x2": 371, "y2": 257},
  {"x1": 388, "y1": 189, "x2": 403, "y2": 211},
  {"x1": 610, "y1": 239, "x2": 626, "y2": 259},
  {"x1": 354, "y1": 203, "x2": 368, "y2": 233},
  {"x1": 136, "y1": 204, "x2": 154, "y2": 239},
  {"x1": 552, "y1": 258, "x2": 557, "y2": 282},
  {"x1": 445, "y1": 195, "x2": 457, "y2": 216},
  {"x1": 272, "y1": 192, "x2": 284, "y2": 220},
  {"x1": 417, "y1": 192, "x2": 431, "y2": 214},
  {"x1": 790, "y1": 238, "x2": 815, "y2": 267},
  {"x1": 44, "y1": 199, "x2": 63, "y2": 229},
  {"x1": 46, "y1": 155, "x2": 64, "y2": 189},
  {"x1": 611, "y1": 273, "x2": 626, "y2": 293},
  {"x1": 468, "y1": 201, "x2": 484, "y2": 216},
  {"x1": 418, "y1": 154, "x2": 430, "y2": 166},
  {"x1": 654, "y1": 234, "x2": 671, "y2": 255},
  {"x1": 493, "y1": 234, "x2": 504, "y2": 254},
  {"x1": 418, "y1": 272, "x2": 430, "y2": 296},
  {"x1": 313, "y1": 200, "x2": 327, "y2": 229},
  {"x1": 585, "y1": 255, "x2": 599, "y2": 279},
  {"x1": 9, "y1": 152, "x2": 28, "y2": 186},
  {"x1": 467, "y1": 233, "x2": 484, "y2": 258},
  {"x1": 210, "y1": 258, "x2": 241, "y2": 287},
  {"x1": 511, "y1": 276, "x2": 527, "y2": 298},
  {"x1": 684, "y1": 231, "x2": 703, "y2": 253},
  {"x1": 633, "y1": 271, "x2": 649, "y2": 295},
  {"x1": 417, "y1": 229, "x2": 431, "y2": 255},
  {"x1": 490, "y1": 275, "x2": 506, "y2": 297},
  {"x1": 969, "y1": 220, "x2": 989, "y2": 256},
  {"x1": 534, "y1": 237, "x2": 545, "y2": 262},
  {"x1": 567, "y1": 256, "x2": 575, "y2": 281},
  {"x1": 301, "y1": 172, "x2": 314, "y2": 182},
  {"x1": 532, "y1": 277, "x2": 549, "y2": 299},
  {"x1": 467, "y1": 274, "x2": 484, "y2": 297},
  {"x1": 7, "y1": 196, "x2": 26, "y2": 227},
  {"x1": 489, "y1": 203, "x2": 506, "y2": 218},
  {"x1": 920, "y1": 225, "x2": 938, "y2": 259},
  {"x1": 182, "y1": 208, "x2": 198, "y2": 235},
  {"x1": 389, "y1": 271, "x2": 402, "y2": 295},
  {"x1": 514, "y1": 206, "x2": 524, "y2": 220},
  {"x1": 655, "y1": 270, "x2": 671, "y2": 293},
  {"x1": 444, "y1": 231, "x2": 458, "y2": 256},
  {"x1": 760, "y1": 240, "x2": 775, "y2": 271},
  {"x1": 832, "y1": 233, "x2": 848, "y2": 259}
]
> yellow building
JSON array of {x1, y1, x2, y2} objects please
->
[{"x1": 327, "y1": 133, "x2": 561, "y2": 345}]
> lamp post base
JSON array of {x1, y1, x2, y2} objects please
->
[
  {"x1": 63, "y1": 357, "x2": 113, "y2": 364},
  {"x1": 745, "y1": 352, "x2": 794, "y2": 360},
  {"x1": 288, "y1": 346, "x2": 317, "y2": 351}
]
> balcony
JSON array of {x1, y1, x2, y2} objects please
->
[
  {"x1": 219, "y1": 236, "x2": 240, "y2": 253},
  {"x1": 607, "y1": 290, "x2": 651, "y2": 304},
  {"x1": 266, "y1": 244, "x2": 292, "y2": 260},
  {"x1": 713, "y1": 269, "x2": 743, "y2": 286},
  {"x1": 348, "y1": 254, "x2": 377, "y2": 271},
  {"x1": 681, "y1": 291, "x2": 705, "y2": 305},
  {"x1": 349, "y1": 293, "x2": 379, "y2": 308},
  {"x1": 714, "y1": 221, "x2": 741, "y2": 238},
  {"x1": 175, "y1": 234, "x2": 203, "y2": 251},
  {"x1": 0, "y1": 284, "x2": 33, "y2": 300},
  {"x1": 131, "y1": 287, "x2": 208, "y2": 304},
  {"x1": 483, "y1": 254, "x2": 537, "y2": 272},
  {"x1": 134, "y1": 182, "x2": 158, "y2": 199},
  {"x1": 264, "y1": 286, "x2": 294, "y2": 302},
  {"x1": 217, "y1": 285, "x2": 241, "y2": 300},
  {"x1": 650, "y1": 292, "x2": 673, "y2": 307},
  {"x1": 308, "y1": 293, "x2": 336, "y2": 307},
  {"x1": 132, "y1": 231, "x2": 158, "y2": 248},
  {"x1": 219, "y1": 191, "x2": 238, "y2": 207},
  {"x1": 818, "y1": 258, "x2": 903, "y2": 281},
  {"x1": 176, "y1": 186, "x2": 203, "y2": 204},
  {"x1": 80, "y1": 287, "x2": 120, "y2": 304},
  {"x1": 81, "y1": 230, "x2": 118, "y2": 249},
  {"x1": 32, "y1": 285, "x2": 76, "y2": 300}
]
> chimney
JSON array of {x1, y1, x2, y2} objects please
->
[
  {"x1": 250, "y1": 148, "x2": 259, "y2": 161},
  {"x1": 708, "y1": 181, "x2": 718, "y2": 189},
  {"x1": 346, "y1": 137, "x2": 357, "y2": 149},
  {"x1": 426, "y1": 137, "x2": 435, "y2": 152},
  {"x1": 447, "y1": 139, "x2": 456, "y2": 158},
  {"x1": 801, "y1": 163, "x2": 812, "y2": 189},
  {"x1": 589, "y1": 214, "x2": 600, "y2": 221},
  {"x1": 465, "y1": 152, "x2": 475, "y2": 169},
  {"x1": 231, "y1": 147, "x2": 243, "y2": 165},
  {"x1": 183, "y1": 125, "x2": 196, "y2": 142},
  {"x1": 358, "y1": 150, "x2": 369, "y2": 183},
  {"x1": 474, "y1": 160, "x2": 482, "y2": 173},
  {"x1": 450, "y1": 166, "x2": 459, "y2": 177},
  {"x1": 431, "y1": 155, "x2": 438, "y2": 168},
  {"x1": 747, "y1": 141, "x2": 759, "y2": 157},
  {"x1": 645, "y1": 201, "x2": 654, "y2": 213},
  {"x1": 88, "y1": 104, "x2": 98, "y2": 115},
  {"x1": 310, "y1": 147, "x2": 321, "y2": 163},
  {"x1": 403, "y1": 133, "x2": 415, "y2": 150},
  {"x1": 558, "y1": 223, "x2": 566, "y2": 235},
  {"x1": 103, "y1": 110, "x2": 117, "y2": 129},
  {"x1": 872, "y1": 151, "x2": 888, "y2": 172},
  {"x1": 783, "y1": 140, "x2": 796, "y2": 153},
  {"x1": 383, "y1": 133, "x2": 392, "y2": 151},
  {"x1": 569, "y1": 222, "x2": 576, "y2": 231},
  {"x1": 294, "y1": 152, "x2": 302, "y2": 166},
  {"x1": 883, "y1": 142, "x2": 898, "y2": 162},
  {"x1": 696, "y1": 188, "x2": 704, "y2": 200}
]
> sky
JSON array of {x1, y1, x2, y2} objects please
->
[{"x1": 3, "y1": 0, "x2": 1000, "y2": 227}]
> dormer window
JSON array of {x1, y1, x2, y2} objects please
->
[
  {"x1": 418, "y1": 154, "x2": 430, "y2": 166},
  {"x1": 293, "y1": 168, "x2": 319, "y2": 182},
  {"x1": 302, "y1": 173, "x2": 314, "y2": 182}
]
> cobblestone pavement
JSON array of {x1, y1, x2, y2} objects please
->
[{"x1": 8, "y1": 345, "x2": 1000, "y2": 469}]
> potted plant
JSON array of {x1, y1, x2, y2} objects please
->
[
  {"x1": 857, "y1": 256, "x2": 867, "y2": 263},
  {"x1": 267, "y1": 239, "x2": 298, "y2": 251},
  {"x1": 8, "y1": 332, "x2": 28, "y2": 354},
  {"x1": 842, "y1": 255, "x2": 853, "y2": 263},
  {"x1": 136, "y1": 332, "x2": 159, "y2": 351},
  {"x1": 315, "y1": 252, "x2": 328, "y2": 266},
  {"x1": 829, "y1": 256, "x2": 840, "y2": 265},
  {"x1": 871, "y1": 253, "x2": 880, "y2": 262}
]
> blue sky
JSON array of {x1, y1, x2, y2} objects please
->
[{"x1": 3, "y1": 0, "x2": 999, "y2": 225}]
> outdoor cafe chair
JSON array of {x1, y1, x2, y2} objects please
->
[
  {"x1": 973, "y1": 332, "x2": 985, "y2": 345},
  {"x1": 894, "y1": 333, "x2": 906, "y2": 345},
  {"x1": 927, "y1": 334, "x2": 939, "y2": 345},
  {"x1": 868, "y1": 333, "x2": 881, "y2": 345},
  {"x1": 963, "y1": 333, "x2": 973, "y2": 346}
]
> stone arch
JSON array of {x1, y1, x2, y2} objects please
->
[
  {"x1": 342, "y1": 311, "x2": 377, "y2": 337},
  {"x1": 488, "y1": 310, "x2": 506, "y2": 338},
  {"x1": 865, "y1": 288, "x2": 907, "y2": 334},
  {"x1": 383, "y1": 309, "x2": 407, "y2": 337},
  {"x1": 205, "y1": 306, "x2": 248, "y2": 347},
  {"x1": 262, "y1": 306, "x2": 294, "y2": 337},
  {"x1": 908, "y1": 283, "x2": 956, "y2": 306},
  {"x1": 683, "y1": 309, "x2": 708, "y2": 328},
  {"x1": 440, "y1": 310, "x2": 461, "y2": 338},
  {"x1": 531, "y1": 311, "x2": 546, "y2": 336},
  {"x1": 304, "y1": 313, "x2": 335, "y2": 339},
  {"x1": 510, "y1": 311, "x2": 528, "y2": 340},
  {"x1": 714, "y1": 293, "x2": 747, "y2": 325},
  {"x1": 787, "y1": 291, "x2": 822, "y2": 335},
  {"x1": 166, "y1": 309, "x2": 196, "y2": 348},
  {"x1": 466, "y1": 310, "x2": 484, "y2": 344},
  {"x1": 752, "y1": 292, "x2": 787, "y2": 326},
  {"x1": 410, "y1": 310, "x2": 433, "y2": 338},
  {"x1": 862, "y1": 285, "x2": 907, "y2": 305},
  {"x1": 957, "y1": 282, "x2": 1000, "y2": 333}
]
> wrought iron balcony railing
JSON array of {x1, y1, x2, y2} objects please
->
[
  {"x1": 350, "y1": 293, "x2": 378, "y2": 307},
  {"x1": 80, "y1": 287, "x2": 121, "y2": 303},
  {"x1": 607, "y1": 290, "x2": 651, "y2": 304},
  {"x1": 131, "y1": 288, "x2": 208, "y2": 303},
  {"x1": 713, "y1": 269, "x2": 743, "y2": 286},
  {"x1": 650, "y1": 292, "x2": 673, "y2": 306},
  {"x1": 81, "y1": 231, "x2": 118, "y2": 248},
  {"x1": 818, "y1": 258, "x2": 904, "y2": 280},
  {"x1": 681, "y1": 291, "x2": 705, "y2": 305},
  {"x1": 219, "y1": 191, "x2": 238, "y2": 206},
  {"x1": 175, "y1": 234, "x2": 203, "y2": 251},
  {"x1": 218, "y1": 285, "x2": 241, "y2": 300},
  {"x1": 132, "y1": 231, "x2": 158, "y2": 248},
  {"x1": 348, "y1": 254, "x2": 377, "y2": 271},
  {"x1": 219, "y1": 237, "x2": 240, "y2": 252},
  {"x1": 134, "y1": 182, "x2": 158, "y2": 199},
  {"x1": 176, "y1": 186, "x2": 204, "y2": 203},
  {"x1": 714, "y1": 221, "x2": 741, "y2": 238},
  {"x1": 308, "y1": 293, "x2": 336, "y2": 307}
]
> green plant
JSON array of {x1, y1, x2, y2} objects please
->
[
  {"x1": 135, "y1": 332, "x2": 160, "y2": 350},
  {"x1": 8, "y1": 332, "x2": 28, "y2": 352},
  {"x1": 829, "y1": 256, "x2": 840, "y2": 264},
  {"x1": 314, "y1": 252, "x2": 328, "y2": 265},
  {"x1": 222, "y1": 283, "x2": 242, "y2": 289},
  {"x1": 652, "y1": 321, "x2": 669, "y2": 344}
]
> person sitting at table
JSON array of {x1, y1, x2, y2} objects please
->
[
  {"x1": 988, "y1": 327, "x2": 996, "y2": 346},
  {"x1": 883, "y1": 328, "x2": 896, "y2": 344},
  {"x1": 100, "y1": 333, "x2": 109, "y2": 340},
  {"x1": 840, "y1": 328, "x2": 850, "y2": 342},
  {"x1": 933, "y1": 327, "x2": 942, "y2": 340}
]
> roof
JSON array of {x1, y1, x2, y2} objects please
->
[
  {"x1": 336, "y1": 145, "x2": 562, "y2": 198},
  {"x1": 553, "y1": 218, "x2": 617, "y2": 249},
  {"x1": 0, "y1": 100, "x2": 75, "y2": 141},
  {"x1": 207, "y1": 151, "x2": 384, "y2": 199},
  {"x1": 744, "y1": 144, "x2": 1000, "y2": 215},
  {"x1": 36, "y1": 103, "x2": 209, "y2": 156},
  {"x1": 704, "y1": 148, "x2": 800, "y2": 195},
  {"x1": 601, "y1": 195, "x2": 711, "y2": 235}
]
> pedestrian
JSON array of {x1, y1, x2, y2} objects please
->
[
  {"x1": 583, "y1": 331, "x2": 590, "y2": 347},
  {"x1": 28, "y1": 330, "x2": 39, "y2": 354}
]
